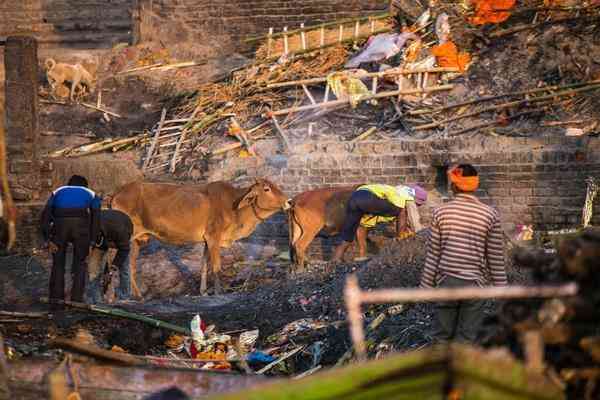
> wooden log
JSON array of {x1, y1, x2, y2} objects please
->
[
  {"x1": 268, "y1": 84, "x2": 454, "y2": 117},
  {"x1": 8, "y1": 359, "x2": 263, "y2": 400}
]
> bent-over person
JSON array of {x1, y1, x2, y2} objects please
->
[
  {"x1": 420, "y1": 164, "x2": 507, "y2": 342},
  {"x1": 88, "y1": 209, "x2": 133, "y2": 302},
  {"x1": 332, "y1": 183, "x2": 428, "y2": 262},
  {"x1": 41, "y1": 175, "x2": 101, "y2": 308}
]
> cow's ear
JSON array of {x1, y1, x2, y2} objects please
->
[{"x1": 236, "y1": 188, "x2": 256, "y2": 209}]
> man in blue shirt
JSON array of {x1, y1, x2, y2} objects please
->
[{"x1": 41, "y1": 175, "x2": 101, "y2": 307}]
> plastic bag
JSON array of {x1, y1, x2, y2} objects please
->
[
  {"x1": 435, "y1": 13, "x2": 451, "y2": 44},
  {"x1": 345, "y1": 32, "x2": 419, "y2": 68},
  {"x1": 327, "y1": 71, "x2": 371, "y2": 108},
  {"x1": 431, "y1": 41, "x2": 471, "y2": 72},
  {"x1": 469, "y1": 0, "x2": 516, "y2": 25}
]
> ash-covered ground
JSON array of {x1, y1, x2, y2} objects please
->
[{"x1": 0, "y1": 234, "x2": 530, "y2": 371}]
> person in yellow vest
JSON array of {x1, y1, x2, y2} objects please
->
[{"x1": 332, "y1": 183, "x2": 428, "y2": 262}]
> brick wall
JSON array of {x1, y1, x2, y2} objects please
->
[
  {"x1": 211, "y1": 135, "x2": 600, "y2": 257},
  {"x1": 149, "y1": 0, "x2": 389, "y2": 53},
  {"x1": 0, "y1": 0, "x2": 387, "y2": 51},
  {"x1": 0, "y1": 0, "x2": 134, "y2": 48}
]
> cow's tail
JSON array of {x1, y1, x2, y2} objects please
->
[{"x1": 287, "y1": 206, "x2": 297, "y2": 264}]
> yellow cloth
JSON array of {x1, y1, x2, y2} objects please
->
[
  {"x1": 327, "y1": 71, "x2": 371, "y2": 108},
  {"x1": 357, "y1": 184, "x2": 414, "y2": 228}
]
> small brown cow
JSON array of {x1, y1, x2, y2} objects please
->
[
  {"x1": 288, "y1": 186, "x2": 367, "y2": 273},
  {"x1": 0, "y1": 102, "x2": 16, "y2": 250},
  {"x1": 111, "y1": 178, "x2": 290, "y2": 297}
]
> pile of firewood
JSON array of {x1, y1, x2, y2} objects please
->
[{"x1": 485, "y1": 228, "x2": 600, "y2": 399}]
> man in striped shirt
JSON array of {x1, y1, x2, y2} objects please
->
[{"x1": 420, "y1": 164, "x2": 507, "y2": 342}]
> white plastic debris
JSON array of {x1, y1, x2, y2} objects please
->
[
  {"x1": 190, "y1": 314, "x2": 205, "y2": 344},
  {"x1": 345, "y1": 32, "x2": 420, "y2": 68},
  {"x1": 435, "y1": 13, "x2": 451, "y2": 44},
  {"x1": 239, "y1": 329, "x2": 260, "y2": 352}
]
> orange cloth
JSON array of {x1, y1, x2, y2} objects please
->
[
  {"x1": 431, "y1": 42, "x2": 471, "y2": 72},
  {"x1": 470, "y1": 0, "x2": 516, "y2": 25},
  {"x1": 448, "y1": 166, "x2": 479, "y2": 192}
]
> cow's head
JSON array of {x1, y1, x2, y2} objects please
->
[{"x1": 237, "y1": 178, "x2": 291, "y2": 211}]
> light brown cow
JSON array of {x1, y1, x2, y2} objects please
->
[
  {"x1": 0, "y1": 102, "x2": 16, "y2": 250},
  {"x1": 111, "y1": 178, "x2": 290, "y2": 297},
  {"x1": 288, "y1": 186, "x2": 366, "y2": 273}
]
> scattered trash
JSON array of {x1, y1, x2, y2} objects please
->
[
  {"x1": 246, "y1": 351, "x2": 276, "y2": 364},
  {"x1": 345, "y1": 32, "x2": 419, "y2": 68}
]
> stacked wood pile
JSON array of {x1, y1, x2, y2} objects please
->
[{"x1": 488, "y1": 228, "x2": 600, "y2": 399}]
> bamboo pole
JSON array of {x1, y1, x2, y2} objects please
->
[
  {"x1": 345, "y1": 274, "x2": 578, "y2": 359},
  {"x1": 283, "y1": 26, "x2": 289, "y2": 55},
  {"x1": 50, "y1": 338, "x2": 147, "y2": 366},
  {"x1": 414, "y1": 83, "x2": 600, "y2": 131},
  {"x1": 244, "y1": 12, "x2": 389, "y2": 43},
  {"x1": 41, "y1": 298, "x2": 190, "y2": 335},
  {"x1": 271, "y1": 116, "x2": 292, "y2": 153},
  {"x1": 351, "y1": 127, "x2": 377, "y2": 143},
  {"x1": 302, "y1": 85, "x2": 316, "y2": 105},
  {"x1": 143, "y1": 107, "x2": 167, "y2": 170},
  {"x1": 268, "y1": 84, "x2": 454, "y2": 117},
  {"x1": 319, "y1": 26, "x2": 325, "y2": 48},
  {"x1": 266, "y1": 67, "x2": 458, "y2": 88},
  {"x1": 300, "y1": 23, "x2": 306, "y2": 50},
  {"x1": 267, "y1": 27, "x2": 273, "y2": 58},
  {"x1": 411, "y1": 80, "x2": 600, "y2": 116},
  {"x1": 338, "y1": 24, "x2": 344, "y2": 43}
]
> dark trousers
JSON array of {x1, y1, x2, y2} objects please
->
[
  {"x1": 435, "y1": 276, "x2": 485, "y2": 342},
  {"x1": 50, "y1": 216, "x2": 90, "y2": 303},
  {"x1": 340, "y1": 190, "x2": 401, "y2": 242}
]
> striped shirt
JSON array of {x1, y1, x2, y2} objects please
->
[{"x1": 420, "y1": 194, "x2": 507, "y2": 288}]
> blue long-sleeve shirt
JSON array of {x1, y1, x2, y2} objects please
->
[{"x1": 41, "y1": 186, "x2": 102, "y2": 242}]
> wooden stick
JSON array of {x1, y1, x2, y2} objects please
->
[
  {"x1": 271, "y1": 116, "x2": 292, "y2": 153},
  {"x1": 269, "y1": 84, "x2": 454, "y2": 117},
  {"x1": 415, "y1": 84, "x2": 600, "y2": 131},
  {"x1": 338, "y1": 24, "x2": 344, "y2": 43},
  {"x1": 257, "y1": 346, "x2": 304, "y2": 374},
  {"x1": 358, "y1": 282, "x2": 578, "y2": 304},
  {"x1": 319, "y1": 26, "x2": 325, "y2": 49},
  {"x1": 293, "y1": 365, "x2": 322, "y2": 380},
  {"x1": 370, "y1": 17, "x2": 375, "y2": 33},
  {"x1": 96, "y1": 90, "x2": 102, "y2": 108},
  {"x1": 345, "y1": 275, "x2": 366, "y2": 361},
  {"x1": 302, "y1": 85, "x2": 316, "y2": 105},
  {"x1": 80, "y1": 102, "x2": 122, "y2": 118},
  {"x1": 266, "y1": 68, "x2": 458, "y2": 88},
  {"x1": 283, "y1": 26, "x2": 289, "y2": 55},
  {"x1": 300, "y1": 23, "x2": 306, "y2": 50},
  {"x1": 412, "y1": 80, "x2": 600, "y2": 116},
  {"x1": 354, "y1": 20, "x2": 359, "y2": 39},
  {"x1": 371, "y1": 76, "x2": 378, "y2": 95},
  {"x1": 41, "y1": 298, "x2": 190, "y2": 335},
  {"x1": 0, "y1": 310, "x2": 48, "y2": 318},
  {"x1": 324, "y1": 83, "x2": 330, "y2": 102},
  {"x1": 143, "y1": 107, "x2": 167, "y2": 170},
  {"x1": 351, "y1": 127, "x2": 377, "y2": 143},
  {"x1": 244, "y1": 12, "x2": 389, "y2": 43},
  {"x1": 49, "y1": 338, "x2": 146, "y2": 366},
  {"x1": 447, "y1": 107, "x2": 548, "y2": 136},
  {"x1": 490, "y1": 14, "x2": 597, "y2": 38},
  {"x1": 267, "y1": 27, "x2": 273, "y2": 58},
  {"x1": 117, "y1": 62, "x2": 163, "y2": 75}
]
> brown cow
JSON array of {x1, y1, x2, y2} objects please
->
[
  {"x1": 288, "y1": 186, "x2": 368, "y2": 273},
  {"x1": 111, "y1": 178, "x2": 290, "y2": 297},
  {"x1": 0, "y1": 102, "x2": 16, "y2": 250}
]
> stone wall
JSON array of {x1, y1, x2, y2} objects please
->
[
  {"x1": 0, "y1": 0, "x2": 134, "y2": 48},
  {"x1": 210, "y1": 135, "x2": 600, "y2": 258},
  {"x1": 1, "y1": 0, "x2": 387, "y2": 51}
]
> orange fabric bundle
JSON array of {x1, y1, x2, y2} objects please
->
[
  {"x1": 448, "y1": 166, "x2": 479, "y2": 192},
  {"x1": 470, "y1": 0, "x2": 516, "y2": 25},
  {"x1": 431, "y1": 42, "x2": 471, "y2": 72}
]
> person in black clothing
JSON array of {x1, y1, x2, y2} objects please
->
[
  {"x1": 41, "y1": 175, "x2": 101, "y2": 307},
  {"x1": 87, "y1": 209, "x2": 133, "y2": 302}
]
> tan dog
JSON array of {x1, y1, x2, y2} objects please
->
[{"x1": 45, "y1": 58, "x2": 96, "y2": 101}]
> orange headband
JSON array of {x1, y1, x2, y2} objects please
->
[{"x1": 449, "y1": 167, "x2": 479, "y2": 192}]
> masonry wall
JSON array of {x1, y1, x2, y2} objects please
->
[
  {"x1": 211, "y1": 135, "x2": 600, "y2": 257},
  {"x1": 0, "y1": 0, "x2": 387, "y2": 50}
]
